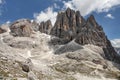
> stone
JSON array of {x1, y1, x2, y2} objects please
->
[
  {"x1": 92, "y1": 59, "x2": 102, "y2": 64},
  {"x1": 21, "y1": 64, "x2": 30, "y2": 73},
  {"x1": 21, "y1": 59, "x2": 33, "y2": 73}
]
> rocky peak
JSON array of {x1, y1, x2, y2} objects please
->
[
  {"x1": 65, "y1": 7, "x2": 71, "y2": 17},
  {"x1": 10, "y1": 19, "x2": 34, "y2": 37},
  {"x1": 75, "y1": 14, "x2": 106, "y2": 46},
  {"x1": 65, "y1": 7, "x2": 75, "y2": 18},
  {"x1": 88, "y1": 15, "x2": 95, "y2": 21},
  {"x1": 50, "y1": 8, "x2": 84, "y2": 42},
  {"x1": 87, "y1": 15, "x2": 99, "y2": 29},
  {"x1": 39, "y1": 20, "x2": 52, "y2": 34}
]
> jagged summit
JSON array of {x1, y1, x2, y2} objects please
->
[
  {"x1": 39, "y1": 20, "x2": 52, "y2": 34},
  {"x1": 50, "y1": 8, "x2": 85, "y2": 41},
  {"x1": 87, "y1": 14, "x2": 99, "y2": 28}
]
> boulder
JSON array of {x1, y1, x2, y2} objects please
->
[{"x1": 21, "y1": 64, "x2": 30, "y2": 73}]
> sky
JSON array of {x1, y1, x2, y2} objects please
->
[{"x1": 0, "y1": 0, "x2": 120, "y2": 47}]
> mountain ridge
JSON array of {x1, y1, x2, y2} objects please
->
[
  {"x1": 0, "y1": 8, "x2": 120, "y2": 80},
  {"x1": 1, "y1": 8, "x2": 120, "y2": 63}
]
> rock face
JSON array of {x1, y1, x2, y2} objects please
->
[
  {"x1": 39, "y1": 20, "x2": 52, "y2": 34},
  {"x1": 50, "y1": 8, "x2": 120, "y2": 63},
  {"x1": 75, "y1": 15, "x2": 106, "y2": 46},
  {"x1": 10, "y1": 19, "x2": 34, "y2": 37},
  {"x1": 50, "y1": 8, "x2": 85, "y2": 41}
]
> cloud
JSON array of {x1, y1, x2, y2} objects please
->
[
  {"x1": 0, "y1": 0, "x2": 3, "y2": 4},
  {"x1": 105, "y1": 14, "x2": 115, "y2": 19},
  {"x1": 63, "y1": 1, "x2": 74, "y2": 9},
  {"x1": 34, "y1": 7, "x2": 57, "y2": 25},
  {"x1": 53, "y1": 3, "x2": 60, "y2": 9},
  {"x1": 63, "y1": 0, "x2": 120, "y2": 16},
  {"x1": 6, "y1": 21, "x2": 11, "y2": 24},
  {"x1": 111, "y1": 39, "x2": 120, "y2": 47},
  {"x1": 0, "y1": 1, "x2": 2, "y2": 15}
]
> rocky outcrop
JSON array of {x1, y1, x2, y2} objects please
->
[
  {"x1": 9, "y1": 19, "x2": 52, "y2": 36},
  {"x1": 50, "y1": 8, "x2": 120, "y2": 63},
  {"x1": 10, "y1": 19, "x2": 34, "y2": 37},
  {"x1": 39, "y1": 20, "x2": 52, "y2": 34},
  {"x1": 75, "y1": 15, "x2": 106, "y2": 46}
]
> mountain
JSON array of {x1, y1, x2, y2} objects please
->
[
  {"x1": 50, "y1": 8, "x2": 120, "y2": 63},
  {"x1": 0, "y1": 8, "x2": 120, "y2": 80}
]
